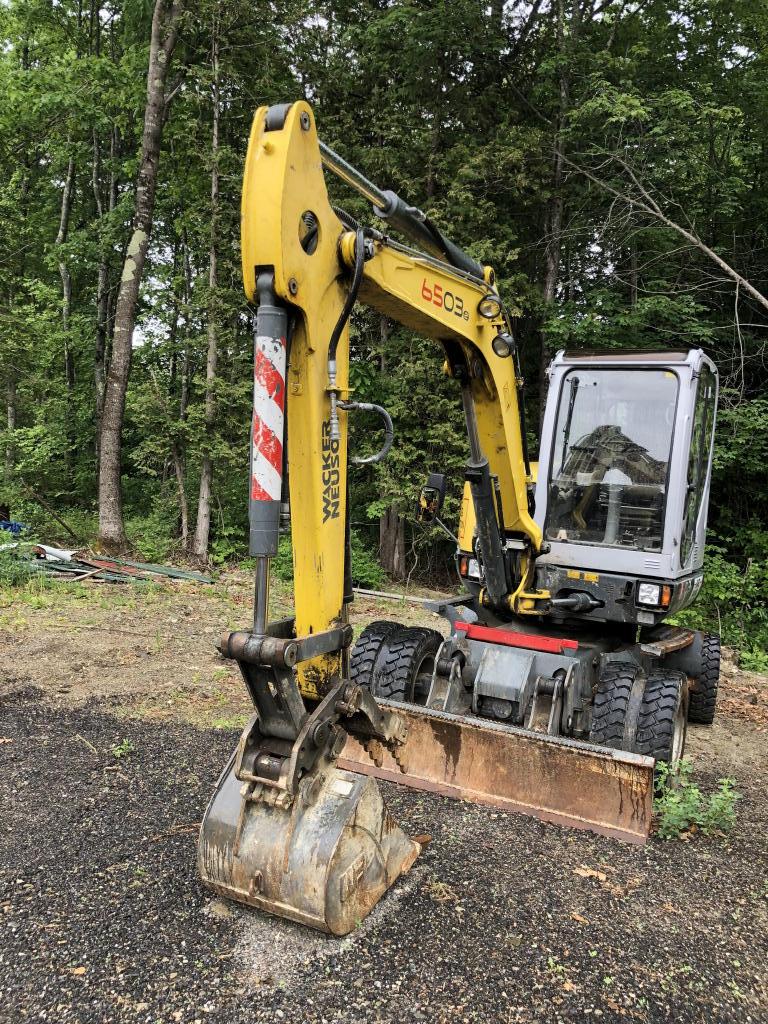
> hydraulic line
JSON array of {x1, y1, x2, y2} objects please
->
[
  {"x1": 320, "y1": 140, "x2": 484, "y2": 280},
  {"x1": 328, "y1": 227, "x2": 365, "y2": 442}
]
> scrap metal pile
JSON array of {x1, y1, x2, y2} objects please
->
[{"x1": 0, "y1": 542, "x2": 212, "y2": 584}]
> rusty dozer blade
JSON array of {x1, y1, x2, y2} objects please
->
[{"x1": 340, "y1": 700, "x2": 655, "y2": 845}]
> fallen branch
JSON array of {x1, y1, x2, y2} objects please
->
[
  {"x1": 75, "y1": 733, "x2": 99, "y2": 755},
  {"x1": 561, "y1": 152, "x2": 768, "y2": 316},
  {"x1": 19, "y1": 485, "x2": 80, "y2": 542}
]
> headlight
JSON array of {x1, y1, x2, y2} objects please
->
[
  {"x1": 478, "y1": 294, "x2": 502, "y2": 319},
  {"x1": 637, "y1": 583, "x2": 661, "y2": 607},
  {"x1": 491, "y1": 332, "x2": 515, "y2": 358},
  {"x1": 458, "y1": 555, "x2": 482, "y2": 580},
  {"x1": 637, "y1": 583, "x2": 673, "y2": 609}
]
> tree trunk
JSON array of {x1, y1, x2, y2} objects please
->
[
  {"x1": 56, "y1": 154, "x2": 76, "y2": 462},
  {"x1": 379, "y1": 506, "x2": 406, "y2": 580},
  {"x1": 5, "y1": 377, "x2": 16, "y2": 482},
  {"x1": 97, "y1": 0, "x2": 183, "y2": 549},
  {"x1": 172, "y1": 442, "x2": 189, "y2": 545},
  {"x1": 539, "y1": 0, "x2": 581, "y2": 427},
  {"x1": 191, "y1": 28, "x2": 220, "y2": 560},
  {"x1": 93, "y1": 126, "x2": 118, "y2": 463}
]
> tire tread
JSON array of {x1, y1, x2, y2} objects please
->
[
  {"x1": 688, "y1": 632, "x2": 720, "y2": 725},
  {"x1": 376, "y1": 627, "x2": 443, "y2": 703}
]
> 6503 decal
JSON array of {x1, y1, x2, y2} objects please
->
[{"x1": 421, "y1": 278, "x2": 470, "y2": 321}]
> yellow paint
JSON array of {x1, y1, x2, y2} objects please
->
[
  {"x1": 343, "y1": 234, "x2": 546, "y2": 612},
  {"x1": 242, "y1": 103, "x2": 350, "y2": 698},
  {"x1": 457, "y1": 481, "x2": 475, "y2": 554}
]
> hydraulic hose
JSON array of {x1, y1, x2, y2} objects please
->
[{"x1": 328, "y1": 227, "x2": 366, "y2": 442}]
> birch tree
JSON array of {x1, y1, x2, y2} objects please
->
[{"x1": 97, "y1": 0, "x2": 184, "y2": 549}]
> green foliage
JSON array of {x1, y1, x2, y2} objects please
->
[
  {"x1": 0, "y1": 549, "x2": 37, "y2": 587},
  {"x1": 209, "y1": 524, "x2": 243, "y2": 567},
  {"x1": 125, "y1": 497, "x2": 179, "y2": 565},
  {"x1": 271, "y1": 535, "x2": 294, "y2": 584},
  {"x1": 349, "y1": 532, "x2": 386, "y2": 590},
  {"x1": 110, "y1": 738, "x2": 135, "y2": 759},
  {"x1": 674, "y1": 548, "x2": 768, "y2": 671},
  {"x1": 654, "y1": 760, "x2": 740, "y2": 840}
]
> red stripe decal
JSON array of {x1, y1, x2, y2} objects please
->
[
  {"x1": 455, "y1": 621, "x2": 579, "y2": 654},
  {"x1": 250, "y1": 478, "x2": 273, "y2": 501},
  {"x1": 252, "y1": 414, "x2": 283, "y2": 472},
  {"x1": 254, "y1": 344, "x2": 286, "y2": 410}
]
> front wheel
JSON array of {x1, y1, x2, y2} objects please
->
[
  {"x1": 349, "y1": 620, "x2": 402, "y2": 692},
  {"x1": 589, "y1": 663, "x2": 687, "y2": 765},
  {"x1": 635, "y1": 670, "x2": 688, "y2": 764},
  {"x1": 375, "y1": 627, "x2": 444, "y2": 705}
]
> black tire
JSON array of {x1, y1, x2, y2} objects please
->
[
  {"x1": 635, "y1": 670, "x2": 688, "y2": 764},
  {"x1": 687, "y1": 632, "x2": 720, "y2": 725},
  {"x1": 349, "y1": 620, "x2": 402, "y2": 691},
  {"x1": 375, "y1": 627, "x2": 444, "y2": 705},
  {"x1": 589, "y1": 662, "x2": 641, "y2": 749}
]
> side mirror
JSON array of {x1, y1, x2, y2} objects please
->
[{"x1": 417, "y1": 473, "x2": 446, "y2": 524}]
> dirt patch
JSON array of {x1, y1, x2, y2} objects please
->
[
  {"x1": 0, "y1": 572, "x2": 447, "y2": 728},
  {"x1": 717, "y1": 649, "x2": 768, "y2": 729}
]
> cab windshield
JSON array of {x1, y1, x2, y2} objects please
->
[{"x1": 545, "y1": 368, "x2": 678, "y2": 551}]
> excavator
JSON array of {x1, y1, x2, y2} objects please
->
[{"x1": 197, "y1": 101, "x2": 720, "y2": 936}]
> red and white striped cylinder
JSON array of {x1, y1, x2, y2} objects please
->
[{"x1": 249, "y1": 304, "x2": 288, "y2": 557}]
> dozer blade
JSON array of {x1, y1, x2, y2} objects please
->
[
  {"x1": 339, "y1": 700, "x2": 655, "y2": 845},
  {"x1": 198, "y1": 751, "x2": 421, "y2": 936}
]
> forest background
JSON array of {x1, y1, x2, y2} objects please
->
[{"x1": 1, "y1": 0, "x2": 766, "y2": 667}]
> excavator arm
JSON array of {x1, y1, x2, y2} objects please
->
[{"x1": 241, "y1": 99, "x2": 547, "y2": 707}]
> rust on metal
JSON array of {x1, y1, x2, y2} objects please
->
[
  {"x1": 639, "y1": 626, "x2": 695, "y2": 658},
  {"x1": 198, "y1": 756, "x2": 421, "y2": 935},
  {"x1": 340, "y1": 700, "x2": 655, "y2": 845}
]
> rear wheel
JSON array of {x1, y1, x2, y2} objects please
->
[
  {"x1": 349, "y1": 620, "x2": 402, "y2": 692},
  {"x1": 375, "y1": 627, "x2": 444, "y2": 705},
  {"x1": 687, "y1": 632, "x2": 720, "y2": 725},
  {"x1": 635, "y1": 670, "x2": 688, "y2": 764}
]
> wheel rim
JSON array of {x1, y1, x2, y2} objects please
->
[{"x1": 412, "y1": 652, "x2": 437, "y2": 705}]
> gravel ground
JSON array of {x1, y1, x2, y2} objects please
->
[{"x1": 2, "y1": 689, "x2": 767, "y2": 1024}]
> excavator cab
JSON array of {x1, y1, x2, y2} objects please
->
[
  {"x1": 533, "y1": 349, "x2": 717, "y2": 627},
  {"x1": 456, "y1": 349, "x2": 718, "y2": 628}
]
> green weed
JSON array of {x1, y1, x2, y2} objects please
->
[
  {"x1": 111, "y1": 738, "x2": 135, "y2": 759},
  {"x1": 653, "y1": 759, "x2": 740, "y2": 840}
]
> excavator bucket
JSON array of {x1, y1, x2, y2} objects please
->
[
  {"x1": 340, "y1": 700, "x2": 655, "y2": 845},
  {"x1": 198, "y1": 749, "x2": 421, "y2": 935}
]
